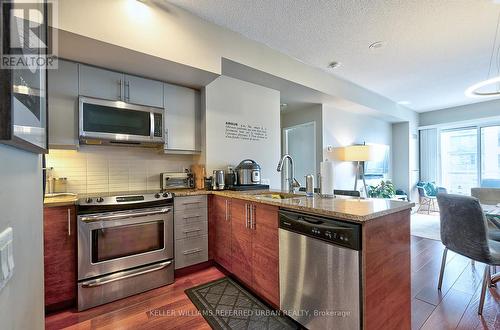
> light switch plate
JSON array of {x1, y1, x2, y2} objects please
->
[
  {"x1": 0, "y1": 227, "x2": 12, "y2": 248},
  {"x1": 0, "y1": 227, "x2": 13, "y2": 291}
]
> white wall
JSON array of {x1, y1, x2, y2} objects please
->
[
  {"x1": 0, "y1": 145, "x2": 44, "y2": 330},
  {"x1": 321, "y1": 106, "x2": 393, "y2": 192},
  {"x1": 205, "y1": 76, "x2": 281, "y2": 188},
  {"x1": 281, "y1": 104, "x2": 323, "y2": 175},
  {"x1": 392, "y1": 122, "x2": 411, "y2": 194},
  {"x1": 419, "y1": 99, "x2": 500, "y2": 127}
]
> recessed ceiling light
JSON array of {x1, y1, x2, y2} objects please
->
[
  {"x1": 397, "y1": 100, "x2": 411, "y2": 105},
  {"x1": 369, "y1": 41, "x2": 387, "y2": 50},
  {"x1": 327, "y1": 62, "x2": 342, "y2": 69}
]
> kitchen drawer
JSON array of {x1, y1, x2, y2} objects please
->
[
  {"x1": 174, "y1": 195, "x2": 207, "y2": 211},
  {"x1": 175, "y1": 235, "x2": 208, "y2": 269},
  {"x1": 175, "y1": 220, "x2": 208, "y2": 240},
  {"x1": 174, "y1": 207, "x2": 208, "y2": 225}
]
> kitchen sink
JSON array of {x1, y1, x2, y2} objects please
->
[{"x1": 253, "y1": 192, "x2": 301, "y2": 200}]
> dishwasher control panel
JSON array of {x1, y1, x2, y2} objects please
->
[{"x1": 279, "y1": 210, "x2": 361, "y2": 250}]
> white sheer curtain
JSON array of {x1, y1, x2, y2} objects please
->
[{"x1": 419, "y1": 128, "x2": 438, "y2": 183}]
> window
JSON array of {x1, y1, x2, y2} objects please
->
[
  {"x1": 440, "y1": 128, "x2": 478, "y2": 195},
  {"x1": 482, "y1": 126, "x2": 500, "y2": 188}
]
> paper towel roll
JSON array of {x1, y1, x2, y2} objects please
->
[{"x1": 320, "y1": 161, "x2": 334, "y2": 197}]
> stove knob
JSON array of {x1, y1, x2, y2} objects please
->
[
  {"x1": 162, "y1": 192, "x2": 169, "y2": 198},
  {"x1": 85, "y1": 197, "x2": 93, "y2": 204},
  {"x1": 155, "y1": 193, "x2": 161, "y2": 198},
  {"x1": 96, "y1": 197, "x2": 104, "y2": 203}
]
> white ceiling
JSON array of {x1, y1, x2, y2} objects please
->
[{"x1": 168, "y1": 0, "x2": 500, "y2": 112}]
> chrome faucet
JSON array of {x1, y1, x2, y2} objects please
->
[{"x1": 277, "y1": 154, "x2": 300, "y2": 193}]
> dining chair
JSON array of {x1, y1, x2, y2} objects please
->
[
  {"x1": 417, "y1": 187, "x2": 436, "y2": 214},
  {"x1": 417, "y1": 186, "x2": 448, "y2": 214},
  {"x1": 437, "y1": 193, "x2": 500, "y2": 314},
  {"x1": 471, "y1": 188, "x2": 500, "y2": 206},
  {"x1": 471, "y1": 188, "x2": 500, "y2": 229}
]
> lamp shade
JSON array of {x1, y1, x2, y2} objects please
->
[{"x1": 339, "y1": 145, "x2": 374, "y2": 161}]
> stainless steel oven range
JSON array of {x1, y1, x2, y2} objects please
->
[{"x1": 77, "y1": 192, "x2": 174, "y2": 311}]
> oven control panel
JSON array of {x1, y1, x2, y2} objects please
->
[{"x1": 78, "y1": 192, "x2": 173, "y2": 206}]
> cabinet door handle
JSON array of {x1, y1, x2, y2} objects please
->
[
  {"x1": 245, "y1": 204, "x2": 248, "y2": 228},
  {"x1": 165, "y1": 128, "x2": 169, "y2": 148},
  {"x1": 125, "y1": 80, "x2": 130, "y2": 102},
  {"x1": 183, "y1": 215, "x2": 201, "y2": 220},
  {"x1": 183, "y1": 248, "x2": 203, "y2": 255},
  {"x1": 249, "y1": 204, "x2": 253, "y2": 230},
  {"x1": 182, "y1": 201, "x2": 200, "y2": 206},
  {"x1": 67, "y1": 208, "x2": 71, "y2": 236},
  {"x1": 251, "y1": 205, "x2": 256, "y2": 230},
  {"x1": 118, "y1": 79, "x2": 123, "y2": 101},
  {"x1": 228, "y1": 200, "x2": 231, "y2": 220},
  {"x1": 183, "y1": 228, "x2": 201, "y2": 234},
  {"x1": 225, "y1": 200, "x2": 228, "y2": 221}
]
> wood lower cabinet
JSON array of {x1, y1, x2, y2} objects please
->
[
  {"x1": 43, "y1": 205, "x2": 77, "y2": 311},
  {"x1": 209, "y1": 196, "x2": 280, "y2": 307},
  {"x1": 211, "y1": 196, "x2": 232, "y2": 272},
  {"x1": 230, "y1": 199, "x2": 253, "y2": 285},
  {"x1": 251, "y1": 203, "x2": 280, "y2": 306}
]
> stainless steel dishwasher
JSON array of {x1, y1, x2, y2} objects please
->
[{"x1": 279, "y1": 209, "x2": 362, "y2": 330}]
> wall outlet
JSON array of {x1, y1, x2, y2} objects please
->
[
  {"x1": 0, "y1": 227, "x2": 14, "y2": 292},
  {"x1": 261, "y1": 178, "x2": 271, "y2": 185}
]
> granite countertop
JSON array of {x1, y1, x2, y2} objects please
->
[
  {"x1": 44, "y1": 189, "x2": 414, "y2": 223},
  {"x1": 44, "y1": 194, "x2": 78, "y2": 207},
  {"x1": 174, "y1": 189, "x2": 414, "y2": 223}
]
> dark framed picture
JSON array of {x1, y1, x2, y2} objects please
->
[{"x1": 0, "y1": 0, "x2": 48, "y2": 154}]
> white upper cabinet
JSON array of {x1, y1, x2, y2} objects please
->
[
  {"x1": 124, "y1": 74, "x2": 163, "y2": 108},
  {"x1": 78, "y1": 64, "x2": 123, "y2": 101},
  {"x1": 78, "y1": 65, "x2": 164, "y2": 108},
  {"x1": 164, "y1": 83, "x2": 200, "y2": 153},
  {"x1": 49, "y1": 60, "x2": 200, "y2": 150},
  {"x1": 48, "y1": 59, "x2": 79, "y2": 148}
]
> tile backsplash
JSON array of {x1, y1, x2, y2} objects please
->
[{"x1": 46, "y1": 146, "x2": 197, "y2": 194}]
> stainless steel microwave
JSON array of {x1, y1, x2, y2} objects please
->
[{"x1": 79, "y1": 96, "x2": 164, "y2": 146}]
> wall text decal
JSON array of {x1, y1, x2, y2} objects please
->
[{"x1": 225, "y1": 121, "x2": 268, "y2": 141}]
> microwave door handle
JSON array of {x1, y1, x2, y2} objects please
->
[
  {"x1": 150, "y1": 113, "x2": 155, "y2": 139},
  {"x1": 80, "y1": 207, "x2": 171, "y2": 222}
]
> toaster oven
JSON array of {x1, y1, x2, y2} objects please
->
[{"x1": 161, "y1": 172, "x2": 194, "y2": 190}]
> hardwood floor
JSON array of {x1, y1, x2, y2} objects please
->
[
  {"x1": 46, "y1": 237, "x2": 500, "y2": 329},
  {"x1": 411, "y1": 236, "x2": 500, "y2": 329},
  {"x1": 45, "y1": 266, "x2": 225, "y2": 330}
]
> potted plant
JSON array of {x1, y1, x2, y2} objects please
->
[{"x1": 368, "y1": 180, "x2": 396, "y2": 198}]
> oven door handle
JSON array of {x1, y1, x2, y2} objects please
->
[
  {"x1": 80, "y1": 260, "x2": 172, "y2": 288},
  {"x1": 80, "y1": 207, "x2": 171, "y2": 223}
]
